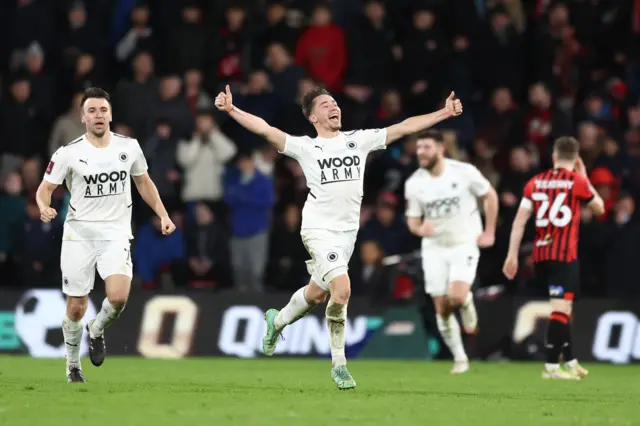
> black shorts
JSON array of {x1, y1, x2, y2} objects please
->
[{"x1": 533, "y1": 260, "x2": 579, "y2": 300}]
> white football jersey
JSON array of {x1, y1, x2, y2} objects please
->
[
  {"x1": 404, "y1": 159, "x2": 490, "y2": 248},
  {"x1": 43, "y1": 132, "x2": 148, "y2": 240},
  {"x1": 281, "y1": 129, "x2": 387, "y2": 231}
]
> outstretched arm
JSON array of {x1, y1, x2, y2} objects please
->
[
  {"x1": 385, "y1": 92, "x2": 463, "y2": 145},
  {"x1": 215, "y1": 85, "x2": 287, "y2": 152}
]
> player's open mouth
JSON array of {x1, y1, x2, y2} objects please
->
[{"x1": 329, "y1": 114, "x2": 339, "y2": 122}]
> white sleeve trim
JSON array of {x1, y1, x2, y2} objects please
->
[{"x1": 519, "y1": 197, "x2": 533, "y2": 210}]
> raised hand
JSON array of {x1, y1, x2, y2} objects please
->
[
  {"x1": 215, "y1": 85, "x2": 235, "y2": 113},
  {"x1": 445, "y1": 91, "x2": 463, "y2": 117}
]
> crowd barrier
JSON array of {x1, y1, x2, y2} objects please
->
[{"x1": 0, "y1": 289, "x2": 638, "y2": 364}]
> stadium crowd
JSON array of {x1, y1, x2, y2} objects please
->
[{"x1": 0, "y1": 0, "x2": 639, "y2": 298}]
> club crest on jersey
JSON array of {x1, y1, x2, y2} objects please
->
[
  {"x1": 119, "y1": 152, "x2": 128, "y2": 162},
  {"x1": 346, "y1": 141, "x2": 357, "y2": 150}
]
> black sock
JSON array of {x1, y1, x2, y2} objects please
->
[
  {"x1": 563, "y1": 318, "x2": 574, "y2": 362},
  {"x1": 546, "y1": 311, "x2": 570, "y2": 364}
]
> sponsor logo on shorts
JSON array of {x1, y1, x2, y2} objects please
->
[
  {"x1": 119, "y1": 152, "x2": 128, "y2": 162},
  {"x1": 549, "y1": 285, "x2": 564, "y2": 296},
  {"x1": 63, "y1": 277, "x2": 69, "y2": 287},
  {"x1": 327, "y1": 252, "x2": 338, "y2": 262}
]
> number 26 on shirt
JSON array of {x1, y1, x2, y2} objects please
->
[{"x1": 532, "y1": 192, "x2": 572, "y2": 228}]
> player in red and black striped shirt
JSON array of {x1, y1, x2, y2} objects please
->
[{"x1": 503, "y1": 136, "x2": 605, "y2": 380}]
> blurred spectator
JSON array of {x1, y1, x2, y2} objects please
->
[
  {"x1": 113, "y1": 123, "x2": 134, "y2": 137},
  {"x1": 594, "y1": 136, "x2": 627, "y2": 178},
  {"x1": 61, "y1": 1, "x2": 102, "y2": 69},
  {"x1": 49, "y1": 91, "x2": 84, "y2": 156},
  {"x1": 212, "y1": 6, "x2": 248, "y2": 84},
  {"x1": 351, "y1": 240, "x2": 390, "y2": 298},
  {"x1": 67, "y1": 52, "x2": 103, "y2": 97},
  {"x1": 144, "y1": 119, "x2": 181, "y2": 212},
  {"x1": 295, "y1": 5, "x2": 346, "y2": 92},
  {"x1": 224, "y1": 154, "x2": 275, "y2": 293},
  {"x1": 184, "y1": 69, "x2": 214, "y2": 115},
  {"x1": 177, "y1": 110, "x2": 236, "y2": 214},
  {"x1": 185, "y1": 203, "x2": 231, "y2": 288},
  {"x1": 472, "y1": 6, "x2": 525, "y2": 97},
  {"x1": 23, "y1": 41, "x2": 54, "y2": 115},
  {"x1": 523, "y1": 82, "x2": 572, "y2": 164},
  {"x1": 368, "y1": 89, "x2": 405, "y2": 129},
  {"x1": 266, "y1": 42, "x2": 305, "y2": 105},
  {"x1": 498, "y1": 146, "x2": 535, "y2": 221},
  {"x1": 265, "y1": 204, "x2": 308, "y2": 290},
  {"x1": 148, "y1": 75, "x2": 193, "y2": 140},
  {"x1": 21, "y1": 201, "x2": 61, "y2": 287},
  {"x1": 590, "y1": 166, "x2": 618, "y2": 221},
  {"x1": 346, "y1": 0, "x2": 395, "y2": 87},
  {"x1": 254, "y1": 145, "x2": 278, "y2": 177},
  {"x1": 115, "y1": 51, "x2": 159, "y2": 138},
  {"x1": 0, "y1": 75, "x2": 44, "y2": 161},
  {"x1": 134, "y1": 215, "x2": 186, "y2": 288},
  {"x1": 478, "y1": 87, "x2": 524, "y2": 163},
  {"x1": 232, "y1": 70, "x2": 278, "y2": 151},
  {"x1": 0, "y1": 172, "x2": 27, "y2": 281},
  {"x1": 601, "y1": 192, "x2": 640, "y2": 297},
  {"x1": 360, "y1": 192, "x2": 413, "y2": 256},
  {"x1": 402, "y1": 7, "x2": 448, "y2": 112},
  {"x1": 115, "y1": 3, "x2": 155, "y2": 64},
  {"x1": 10, "y1": 0, "x2": 55, "y2": 64},
  {"x1": 577, "y1": 121, "x2": 601, "y2": 169},
  {"x1": 252, "y1": 1, "x2": 300, "y2": 68},
  {"x1": 21, "y1": 158, "x2": 41, "y2": 199},
  {"x1": 470, "y1": 138, "x2": 500, "y2": 188},
  {"x1": 167, "y1": 2, "x2": 208, "y2": 74}
]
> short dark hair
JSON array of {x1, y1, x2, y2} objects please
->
[
  {"x1": 301, "y1": 86, "x2": 331, "y2": 119},
  {"x1": 415, "y1": 129, "x2": 444, "y2": 144},
  {"x1": 553, "y1": 136, "x2": 580, "y2": 161},
  {"x1": 81, "y1": 87, "x2": 111, "y2": 108}
]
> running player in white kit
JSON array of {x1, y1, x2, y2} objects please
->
[
  {"x1": 215, "y1": 85, "x2": 462, "y2": 389},
  {"x1": 404, "y1": 130, "x2": 498, "y2": 374},
  {"x1": 35, "y1": 88, "x2": 176, "y2": 383}
]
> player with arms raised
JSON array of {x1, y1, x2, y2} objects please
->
[
  {"x1": 404, "y1": 130, "x2": 499, "y2": 374},
  {"x1": 503, "y1": 136, "x2": 604, "y2": 380},
  {"x1": 36, "y1": 88, "x2": 176, "y2": 383},
  {"x1": 215, "y1": 85, "x2": 462, "y2": 389}
]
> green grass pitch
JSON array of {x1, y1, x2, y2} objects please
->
[{"x1": 1, "y1": 356, "x2": 639, "y2": 426}]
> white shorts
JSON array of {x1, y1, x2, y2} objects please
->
[
  {"x1": 61, "y1": 240, "x2": 133, "y2": 297},
  {"x1": 421, "y1": 244, "x2": 479, "y2": 296},
  {"x1": 301, "y1": 229, "x2": 357, "y2": 291}
]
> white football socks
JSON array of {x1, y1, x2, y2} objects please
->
[
  {"x1": 62, "y1": 315, "x2": 83, "y2": 369},
  {"x1": 436, "y1": 314, "x2": 468, "y2": 362},
  {"x1": 462, "y1": 292, "x2": 473, "y2": 308},
  {"x1": 326, "y1": 300, "x2": 347, "y2": 367},
  {"x1": 90, "y1": 298, "x2": 122, "y2": 337},
  {"x1": 274, "y1": 287, "x2": 314, "y2": 330}
]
